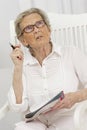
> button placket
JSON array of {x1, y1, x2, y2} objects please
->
[{"x1": 42, "y1": 63, "x2": 49, "y2": 99}]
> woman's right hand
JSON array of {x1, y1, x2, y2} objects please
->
[{"x1": 10, "y1": 44, "x2": 24, "y2": 67}]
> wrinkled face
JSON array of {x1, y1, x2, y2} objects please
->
[{"x1": 20, "y1": 13, "x2": 51, "y2": 49}]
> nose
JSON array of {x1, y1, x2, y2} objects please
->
[{"x1": 33, "y1": 25, "x2": 39, "y2": 33}]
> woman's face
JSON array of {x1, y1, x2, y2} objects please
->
[{"x1": 20, "y1": 13, "x2": 51, "y2": 49}]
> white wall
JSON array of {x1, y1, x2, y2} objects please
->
[
  {"x1": 0, "y1": 1, "x2": 20, "y2": 69},
  {"x1": 19, "y1": 0, "x2": 87, "y2": 14},
  {"x1": 0, "y1": 1, "x2": 21, "y2": 129}
]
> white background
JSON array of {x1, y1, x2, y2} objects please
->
[{"x1": 1, "y1": 0, "x2": 87, "y2": 129}]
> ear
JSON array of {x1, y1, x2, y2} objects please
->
[{"x1": 19, "y1": 36, "x2": 28, "y2": 46}]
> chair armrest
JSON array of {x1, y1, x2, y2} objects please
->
[
  {"x1": 0, "y1": 102, "x2": 10, "y2": 120},
  {"x1": 74, "y1": 100, "x2": 87, "y2": 130}
]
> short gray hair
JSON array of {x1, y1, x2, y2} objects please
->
[{"x1": 15, "y1": 8, "x2": 51, "y2": 39}]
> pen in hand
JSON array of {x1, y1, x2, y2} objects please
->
[
  {"x1": 9, "y1": 42, "x2": 22, "y2": 60},
  {"x1": 9, "y1": 42, "x2": 16, "y2": 49}
]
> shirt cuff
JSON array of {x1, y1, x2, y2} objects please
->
[{"x1": 8, "y1": 87, "x2": 29, "y2": 112}]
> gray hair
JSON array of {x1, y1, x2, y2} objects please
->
[{"x1": 15, "y1": 8, "x2": 51, "y2": 39}]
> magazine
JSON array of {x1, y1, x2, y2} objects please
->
[{"x1": 25, "y1": 91, "x2": 64, "y2": 122}]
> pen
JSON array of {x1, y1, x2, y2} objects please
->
[
  {"x1": 9, "y1": 42, "x2": 22, "y2": 60},
  {"x1": 9, "y1": 42, "x2": 16, "y2": 49}
]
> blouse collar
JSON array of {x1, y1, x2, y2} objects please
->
[{"x1": 23, "y1": 43, "x2": 62, "y2": 66}]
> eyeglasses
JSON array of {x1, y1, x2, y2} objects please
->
[{"x1": 21, "y1": 20, "x2": 45, "y2": 35}]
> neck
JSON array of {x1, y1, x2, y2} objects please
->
[{"x1": 30, "y1": 42, "x2": 52, "y2": 65}]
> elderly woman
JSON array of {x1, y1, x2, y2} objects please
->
[{"x1": 8, "y1": 8, "x2": 87, "y2": 130}]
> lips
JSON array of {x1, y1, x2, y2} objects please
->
[{"x1": 36, "y1": 36, "x2": 43, "y2": 40}]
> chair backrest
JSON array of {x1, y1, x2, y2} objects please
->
[
  {"x1": 10, "y1": 13, "x2": 87, "y2": 54},
  {"x1": 48, "y1": 13, "x2": 87, "y2": 54}
]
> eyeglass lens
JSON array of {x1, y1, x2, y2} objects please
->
[{"x1": 23, "y1": 20, "x2": 45, "y2": 33}]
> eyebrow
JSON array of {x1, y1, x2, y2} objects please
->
[{"x1": 23, "y1": 19, "x2": 43, "y2": 28}]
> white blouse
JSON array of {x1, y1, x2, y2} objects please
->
[{"x1": 8, "y1": 44, "x2": 87, "y2": 115}]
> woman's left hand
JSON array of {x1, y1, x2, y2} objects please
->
[
  {"x1": 50, "y1": 92, "x2": 78, "y2": 111},
  {"x1": 44, "y1": 89, "x2": 87, "y2": 114}
]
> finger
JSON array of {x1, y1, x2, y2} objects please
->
[
  {"x1": 10, "y1": 43, "x2": 21, "y2": 50},
  {"x1": 16, "y1": 53, "x2": 24, "y2": 60},
  {"x1": 17, "y1": 56, "x2": 23, "y2": 60},
  {"x1": 51, "y1": 100, "x2": 63, "y2": 109},
  {"x1": 11, "y1": 52, "x2": 24, "y2": 61},
  {"x1": 13, "y1": 47, "x2": 23, "y2": 54},
  {"x1": 52, "y1": 102, "x2": 65, "y2": 110},
  {"x1": 12, "y1": 49, "x2": 24, "y2": 59},
  {"x1": 51, "y1": 100, "x2": 65, "y2": 110},
  {"x1": 43, "y1": 109, "x2": 53, "y2": 114}
]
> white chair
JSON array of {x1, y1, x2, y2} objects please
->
[
  {"x1": 48, "y1": 13, "x2": 87, "y2": 55},
  {"x1": 1, "y1": 13, "x2": 87, "y2": 130}
]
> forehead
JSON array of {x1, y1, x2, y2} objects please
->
[{"x1": 20, "y1": 13, "x2": 43, "y2": 29}]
